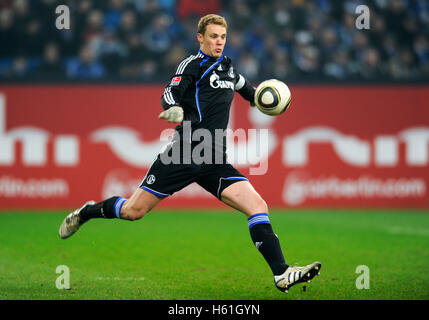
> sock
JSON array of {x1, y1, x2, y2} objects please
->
[
  {"x1": 79, "y1": 197, "x2": 126, "y2": 222},
  {"x1": 248, "y1": 213, "x2": 289, "y2": 276}
]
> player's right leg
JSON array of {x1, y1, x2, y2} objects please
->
[
  {"x1": 220, "y1": 179, "x2": 322, "y2": 293},
  {"x1": 58, "y1": 189, "x2": 162, "y2": 239},
  {"x1": 274, "y1": 261, "x2": 321, "y2": 293}
]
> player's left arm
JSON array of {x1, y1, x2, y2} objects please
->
[{"x1": 234, "y1": 73, "x2": 256, "y2": 107}]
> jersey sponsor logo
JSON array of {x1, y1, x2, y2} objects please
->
[
  {"x1": 209, "y1": 71, "x2": 234, "y2": 91},
  {"x1": 170, "y1": 76, "x2": 182, "y2": 86}
]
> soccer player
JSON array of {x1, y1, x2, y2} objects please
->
[{"x1": 59, "y1": 14, "x2": 321, "y2": 293}]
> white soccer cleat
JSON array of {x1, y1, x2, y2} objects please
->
[
  {"x1": 274, "y1": 261, "x2": 322, "y2": 293},
  {"x1": 58, "y1": 201, "x2": 96, "y2": 239}
]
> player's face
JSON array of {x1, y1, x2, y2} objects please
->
[{"x1": 198, "y1": 24, "x2": 227, "y2": 58}]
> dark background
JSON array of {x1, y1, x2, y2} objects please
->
[{"x1": 1, "y1": 0, "x2": 428, "y2": 83}]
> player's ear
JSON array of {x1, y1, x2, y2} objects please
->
[{"x1": 197, "y1": 33, "x2": 203, "y2": 44}]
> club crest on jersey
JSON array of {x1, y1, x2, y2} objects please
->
[
  {"x1": 146, "y1": 175, "x2": 156, "y2": 184},
  {"x1": 209, "y1": 71, "x2": 234, "y2": 91},
  {"x1": 170, "y1": 76, "x2": 182, "y2": 86},
  {"x1": 228, "y1": 67, "x2": 234, "y2": 78}
]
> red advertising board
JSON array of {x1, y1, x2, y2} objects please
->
[{"x1": 0, "y1": 85, "x2": 428, "y2": 209}]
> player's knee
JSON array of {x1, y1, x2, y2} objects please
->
[
  {"x1": 254, "y1": 197, "x2": 268, "y2": 214},
  {"x1": 246, "y1": 197, "x2": 269, "y2": 217},
  {"x1": 121, "y1": 203, "x2": 149, "y2": 221}
]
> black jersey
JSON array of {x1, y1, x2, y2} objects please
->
[
  {"x1": 161, "y1": 49, "x2": 255, "y2": 141},
  {"x1": 139, "y1": 50, "x2": 254, "y2": 196}
]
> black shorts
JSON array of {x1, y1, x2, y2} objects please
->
[{"x1": 139, "y1": 154, "x2": 248, "y2": 199}]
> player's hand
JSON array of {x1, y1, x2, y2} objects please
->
[{"x1": 158, "y1": 106, "x2": 184, "y2": 123}]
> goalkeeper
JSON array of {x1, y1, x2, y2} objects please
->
[{"x1": 59, "y1": 14, "x2": 321, "y2": 293}]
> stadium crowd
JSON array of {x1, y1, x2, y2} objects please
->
[{"x1": 1, "y1": 0, "x2": 428, "y2": 82}]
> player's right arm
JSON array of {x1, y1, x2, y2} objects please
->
[{"x1": 159, "y1": 55, "x2": 200, "y2": 123}]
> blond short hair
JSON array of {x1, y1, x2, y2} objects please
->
[{"x1": 197, "y1": 14, "x2": 228, "y2": 35}]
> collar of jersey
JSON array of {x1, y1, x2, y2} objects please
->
[{"x1": 198, "y1": 49, "x2": 222, "y2": 62}]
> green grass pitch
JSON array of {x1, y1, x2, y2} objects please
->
[{"x1": 0, "y1": 209, "x2": 428, "y2": 300}]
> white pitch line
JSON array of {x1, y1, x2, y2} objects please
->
[
  {"x1": 387, "y1": 226, "x2": 429, "y2": 237},
  {"x1": 95, "y1": 277, "x2": 145, "y2": 281}
]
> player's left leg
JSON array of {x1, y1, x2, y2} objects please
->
[
  {"x1": 220, "y1": 181, "x2": 321, "y2": 293},
  {"x1": 80, "y1": 189, "x2": 162, "y2": 222},
  {"x1": 58, "y1": 189, "x2": 163, "y2": 239},
  {"x1": 59, "y1": 153, "x2": 197, "y2": 239},
  {"x1": 220, "y1": 181, "x2": 289, "y2": 276}
]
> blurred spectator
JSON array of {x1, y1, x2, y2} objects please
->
[
  {"x1": 83, "y1": 9, "x2": 104, "y2": 44},
  {"x1": 388, "y1": 48, "x2": 418, "y2": 79},
  {"x1": 123, "y1": 32, "x2": 147, "y2": 64},
  {"x1": 318, "y1": 27, "x2": 339, "y2": 63},
  {"x1": 237, "y1": 51, "x2": 259, "y2": 81},
  {"x1": 120, "y1": 33, "x2": 145, "y2": 78},
  {"x1": 324, "y1": 48, "x2": 353, "y2": 79},
  {"x1": 67, "y1": 45, "x2": 105, "y2": 79},
  {"x1": 261, "y1": 49, "x2": 295, "y2": 80},
  {"x1": 223, "y1": 0, "x2": 252, "y2": 31},
  {"x1": 157, "y1": 0, "x2": 176, "y2": 14},
  {"x1": 13, "y1": 0, "x2": 31, "y2": 34},
  {"x1": 414, "y1": 35, "x2": 429, "y2": 71},
  {"x1": 7, "y1": 56, "x2": 32, "y2": 78},
  {"x1": 163, "y1": 43, "x2": 187, "y2": 74},
  {"x1": 142, "y1": 13, "x2": 173, "y2": 56},
  {"x1": 1, "y1": 0, "x2": 429, "y2": 82},
  {"x1": 37, "y1": 43, "x2": 65, "y2": 77},
  {"x1": 138, "y1": 0, "x2": 164, "y2": 25},
  {"x1": 385, "y1": 0, "x2": 408, "y2": 44},
  {"x1": 269, "y1": 0, "x2": 294, "y2": 33},
  {"x1": 368, "y1": 12, "x2": 386, "y2": 51},
  {"x1": 117, "y1": 10, "x2": 138, "y2": 42},
  {"x1": 104, "y1": 0, "x2": 127, "y2": 32},
  {"x1": 175, "y1": 17, "x2": 200, "y2": 53},
  {"x1": 380, "y1": 35, "x2": 399, "y2": 61},
  {"x1": 0, "y1": 9, "x2": 15, "y2": 57},
  {"x1": 97, "y1": 31, "x2": 127, "y2": 75},
  {"x1": 306, "y1": 12, "x2": 326, "y2": 41},
  {"x1": 292, "y1": 32, "x2": 322, "y2": 77},
  {"x1": 294, "y1": 45, "x2": 322, "y2": 77},
  {"x1": 357, "y1": 47, "x2": 385, "y2": 79},
  {"x1": 222, "y1": 30, "x2": 245, "y2": 62},
  {"x1": 141, "y1": 60, "x2": 158, "y2": 80},
  {"x1": 243, "y1": 19, "x2": 266, "y2": 57},
  {"x1": 351, "y1": 32, "x2": 370, "y2": 62},
  {"x1": 338, "y1": 13, "x2": 357, "y2": 49},
  {"x1": 23, "y1": 19, "x2": 45, "y2": 57}
]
